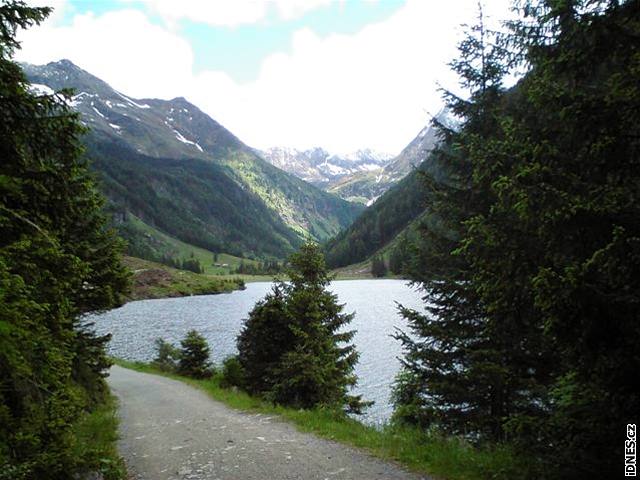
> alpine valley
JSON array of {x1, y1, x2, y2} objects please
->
[
  {"x1": 23, "y1": 60, "x2": 364, "y2": 263},
  {"x1": 258, "y1": 115, "x2": 444, "y2": 207}
]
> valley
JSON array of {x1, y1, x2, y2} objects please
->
[
  {"x1": 24, "y1": 60, "x2": 365, "y2": 266},
  {"x1": 5, "y1": 2, "x2": 634, "y2": 480},
  {"x1": 23, "y1": 59, "x2": 441, "y2": 279}
]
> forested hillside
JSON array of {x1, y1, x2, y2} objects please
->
[
  {"x1": 89, "y1": 134, "x2": 301, "y2": 258},
  {"x1": 324, "y1": 132, "x2": 452, "y2": 268},
  {"x1": 23, "y1": 60, "x2": 363, "y2": 259}
]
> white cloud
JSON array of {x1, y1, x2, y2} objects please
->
[
  {"x1": 132, "y1": 0, "x2": 334, "y2": 27},
  {"x1": 15, "y1": 0, "x2": 514, "y2": 154},
  {"x1": 189, "y1": 0, "x2": 513, "y2": 154},
  {"x1": 17, "y1": 9, "x2": 193, "y2": 100}
]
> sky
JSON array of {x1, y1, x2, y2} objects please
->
[{"x1": 16, "y1": 0, "x2": 514, "y2": 156}]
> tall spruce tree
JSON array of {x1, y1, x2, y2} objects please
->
[
  {"x1": 237, "y1": 242, "x2": 368, "y2": 413},
  {"x1": 0, "y1": 2, "x2": 129, "y2": 478},
  {"x1": 392, "y1": 4, "x2": 551, "y2": 440},
  {"x1": 492, "y1": 1, "x2": 640, "y2": 476},
  {"x1": 394, "y1": 1, "x2": 639, "y2": 478}
]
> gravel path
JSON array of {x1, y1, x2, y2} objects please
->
[{"x1": 108, "y1": 365, "x2": 427, "y2": 480}]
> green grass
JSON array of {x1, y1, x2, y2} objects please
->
[
  {"x1": 125, "y1": 214, "x2": 262, "y2": 275},
  {"x1": 123, "y1": 256, "x2": 247, "y2": 300},
  {"x1": 113, "y1": 359, "x2": 524, "y2": 480},
  {"x1": 72, "y1": 394, "x2": 126, "y2": 480}
]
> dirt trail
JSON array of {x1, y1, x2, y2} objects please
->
[{"x1": 108, "y1": 365, "x2": 427, "y2": 480}]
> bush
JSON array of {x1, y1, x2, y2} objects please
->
[
  {"x1": 151, "y1": 338, "x2": 179, "y2": 372},
  {"x1": 220, "y1": 356, "x2": 245, "y2": 389},
  {"x1": 177, "y1": 330, "x2": 212, "y2": 379}
]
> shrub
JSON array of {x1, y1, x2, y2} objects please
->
[
  {"x1": 220, "y1": 356, "x2": 245, "y2": 389},
  {"x1": 177, "y1": 330, "x2": 212, "y2": 379},
  {"x1": 151, "y1": 338, "x2": 179, "y2": 372}
]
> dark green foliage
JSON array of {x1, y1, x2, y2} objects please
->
[
  {"x1": 325, "y1": 167, "x2": 429, "y2": 268},
  {"x1": 0, "y1": 3, "x2": 129, "y2": 478},
  {"x1": 237, "y1": 243, "x2": 368, "y2": 413},
  {"x1": 388, "y1": 232, "x2": 412, "y2": 275},
  {"x1": 180, "y1": 257, "x2": 204, "y2": 274},
  {"x1": 237, "y1": 284, "x2": 292, "y2": 393},
  {"x1": 152, "y1": 338, "x2": 179, "y2": 372},
  {"x1": 394, "y1": 1, "x2": 640, "y2": 478},
  {"x1": 234, "y1": 259, "x2": 284, "y2": 275},
  {"x1": 177, "y1": 330, "x2": 212, "y2": 379},
  {"x1": 370, "y1": 255, "x2": 387, "y2": 277},
  {"x1": 220, "y1": 356, "x2": 246, "y2": 389}
]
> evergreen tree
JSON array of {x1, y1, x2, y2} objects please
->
[
  {"x1": 237, "y1": 285, "x2": 292, "y2": 393},
  {"x1": 388, "y1": 232, "x2": 411, "y2": 274},
  {"x1": 152, "y1": 338, "x2": 179, "y2": 372},
  {"x1": 488, "y1": 1, "x2": 640, "y2": 475},
  {"x1": 392, "y1": 3, "x2": 546, "y2": 439},
  {"x1": 0, "y1": 2, "x2": 129, "y2": 477},
  {"x1": 177, "y1": 330, "x2": 212, "y2": 379},
  {"x1": 237, "y1": 243, "x2": 368, "y2": 413},
  {"x1": 394, "y1": 1, "x2": 639, "y2": 478}
]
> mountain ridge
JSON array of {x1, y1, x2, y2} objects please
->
[
  {"x1": 326, "y1": 111, "x2": 448, "y2": 205},
  {"x1": 257, "y1": 146, "x2": 393, "y2": 192},
  {"x1": 24, "y1": 59, "x2": 362, "y2": 259}
]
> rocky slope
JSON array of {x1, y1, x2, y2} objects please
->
[
  {"x1": 327, "y1": 111, "x2": 450, "y2": 205},
  {"x1": 257, "y1": 147, "x2": 392, "y2": 189}
]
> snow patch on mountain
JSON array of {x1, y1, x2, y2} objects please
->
[
  {"x1": 92, "y1": 106, "x2": 106, "y2": 119},
  {"x1": 29, "y1": 83, "x2": 54, "y2": 95},
  {"x1": 115, "y1": 91, "x2": 150, "y2": 109},
  {"x1": 173, "y1": 129, "x2": 203, "y2": 152}
]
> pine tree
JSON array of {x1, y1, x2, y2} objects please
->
[
  {"x1": 0, "y1": 2, "x2": 129, "y2": 477},
  {"x1": 486, "y1": 1, "x2": 640, "y2": 475},
  {"x1": 394, "y1": 1, "x2": 640, "y2": 477},
  {"x1": 237, "y1": 285, "x2": 292, "y2": 393},
  {"x1": 392, "y1": 3, "x2": 548, "y2": 439},
  {"x1": 177, "y1": 330, "x2": 212, "y2": 378},
  {"x1": 152, "y1": 338, "x2": 179, "y2": 372},
  {"x1": 237, "y1": 243, "x2": 368, "y2": 413}
]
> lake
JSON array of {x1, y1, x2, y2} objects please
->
[{"x1": 92, "y1": 279, "x2": 426, "y2": 425}]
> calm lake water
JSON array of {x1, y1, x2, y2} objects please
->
[{"x1": 92, "y1": 279, "x2": 425, "y2": 425}]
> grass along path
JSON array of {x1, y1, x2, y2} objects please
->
[
  {"x1": 72, "y1": 394, "x2": 126, "y2": 480},
  {"x1": 113, "y1": 359, "x2": 523, "y2": 480}
]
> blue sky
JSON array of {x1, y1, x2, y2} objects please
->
[
  {"x1": 56, "y1": 1, "x2": 406, "y2": 82},
  {"x1": 18, "y1": 0, "x2": 514, "y2": 154}
]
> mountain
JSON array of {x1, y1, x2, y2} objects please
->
[
  {"x1": 324, "y1": 114, "x2": 454, "y2": 268},
  {"x1": 257, "y1": 147, "x2": 392, "y2": 190},
  {"x1": 327, "y1": 111, "x2": 449, "y2": 205},
  {"x1": 23, "y1": 59, "x2": 363, "y2": 259}
]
